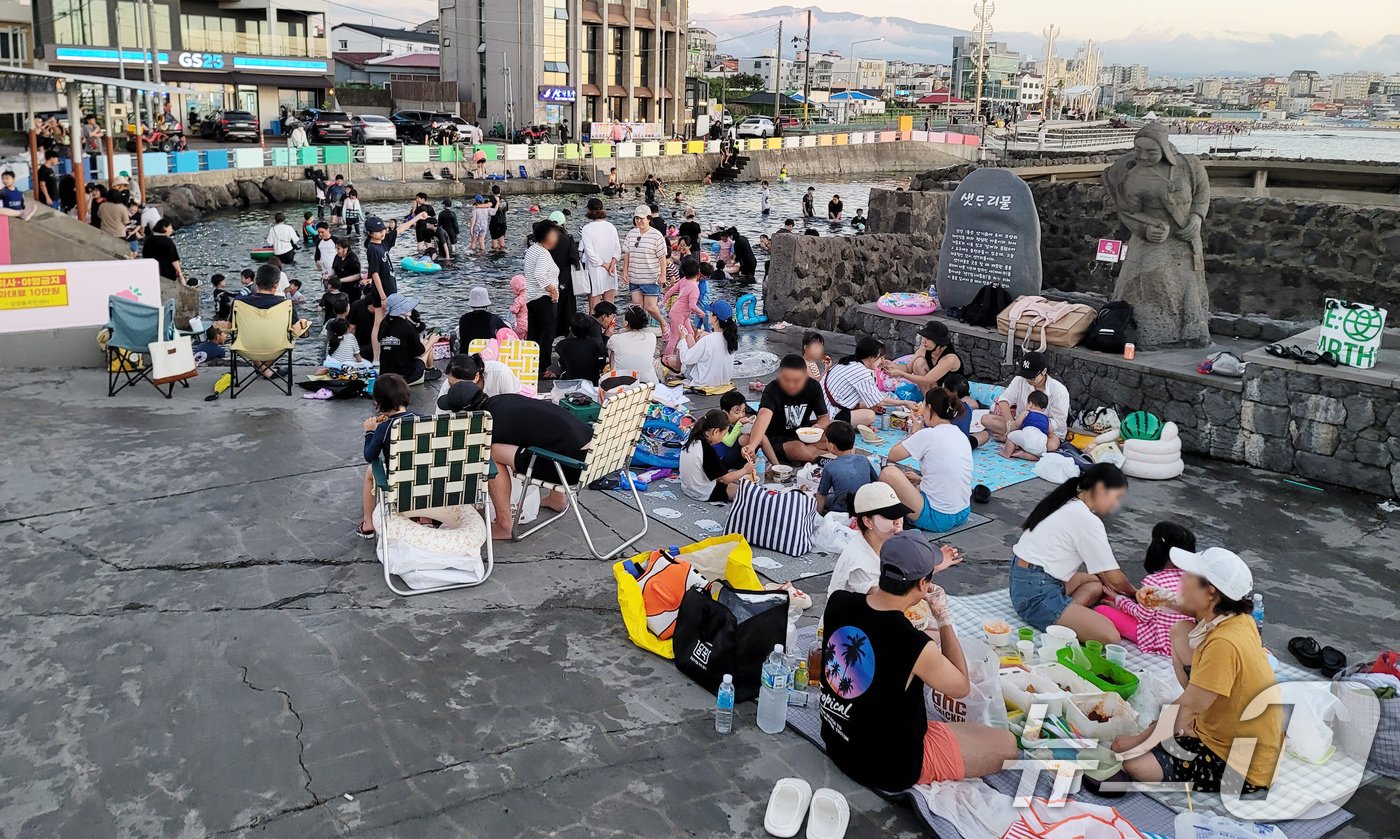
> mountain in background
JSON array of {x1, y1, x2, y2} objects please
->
[{"x1": 692, "y1": 5, "x2": 1400, "y2": 76}]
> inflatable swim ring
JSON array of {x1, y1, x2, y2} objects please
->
[
  {"x1": 876, "y1": 292, "x2": 939, "y2": 316},
  {"x1": 250, "y1": 247, "x2": 276, "y2": 262},
  {"x1": 730, "y1": 350, "x2": 780, "y2": 379},
  {"x1": 401, "y1": 256, "x2": 442, "y2": 273},
  {"x1": 736, "y1": 293, "x2": 768, "y2": 325},
  {"x1": 1122, "y1": 459, "x2": 1185, "y2": 480},
  {"x1": 632, "y1": 418, "x2": 685, "y2": 470}
]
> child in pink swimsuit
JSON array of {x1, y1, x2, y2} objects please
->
[
  {"x1": 508, "y1": 274, "x2": 528, "y2": 338},
  {"x1": 662, "y1": 258, "x2": 706, "y2": 360}
]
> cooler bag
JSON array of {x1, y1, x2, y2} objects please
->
[
  {"x1": 724, "y1": 481, "x2": 816, "y2": 556},
  {"x1": 673, "y1": 580, "x2": 788, "y2": 702}
]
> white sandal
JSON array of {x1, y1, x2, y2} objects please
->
[
  {"x1": 805, "y1": 788, "x2": 849, "y2": 839},
  {"x1": 764, "y1": 777, "x2": 812, "y2": 838}
]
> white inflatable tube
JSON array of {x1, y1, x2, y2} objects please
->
[
  {"x1": 1123, "y1": 436, "x2": 1183, "y2": 458},
  {"x1": 1124, "y1": 449, "x2": 1183, "y2": 466},
  {"x1": 1122, "y1": 458, "x2": 1184, "y2": 480}
]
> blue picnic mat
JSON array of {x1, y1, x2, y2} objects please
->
[{"x1": 855, "y1": 425, "x2": 1043, "y2": 494}]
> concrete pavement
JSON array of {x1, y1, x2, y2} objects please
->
[{"x1": 1, "y1": 359, "x2": 1397, "y2": 838}]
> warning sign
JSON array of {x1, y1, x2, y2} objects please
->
[{"x1": 0, "y1": 269, "x2": 69, "y2": 311}]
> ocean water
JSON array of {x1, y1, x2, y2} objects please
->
[
  {"x1": 171, "y1": 176, "x2": 901, "y2": 333},
  {"x1": 1170, "y1": 128, "x2": 1400, "y2": 163}
]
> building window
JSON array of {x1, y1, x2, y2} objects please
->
[
  {"x1": 542, "y1": 0, "x2": 569, "y2": 86},
  {"x1": 632, "y1": 28, "x2": 651, "y2": 88},
  {"x1": 610, "y1": 28, "x2": 625, "y2": 87},
  {"x1": 338, "y1": 39, "x2": 347, "y2": 49},
  {"x1": 581, "y1": 24, "x2": 599, "y2": 86},
  {"x1": 54, "y1": 0, "x2": 111, "y2": 46}
]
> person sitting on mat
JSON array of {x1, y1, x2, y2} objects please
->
[
  {"x1": 1095, "y1": 521, "x2": 1198, "y2": 657},
  {"x1": 980, "y1": 351, "x2": 1069, "y2": 444},
  {"x1": 744, "y1": 354, "x2": 832, "y2": 466},
  {"x1": 820, "y1": 531, "x2": 1017, "y2": 791},
  {"x1": 716, "y1": 390, "x2": 755, "y2": 469},
  {"x1": 1000, "y1": 389, "x2": 1058, "y2": 462},
  {"x1": 816, "y1": 421, "x2": 877, "y2": 514},
  {"x1": 878, "y1": 389, "x2": 973, "y2": 534},
  {"x1": 679, "y1": 409, "x2": 756, "y2": 502}
]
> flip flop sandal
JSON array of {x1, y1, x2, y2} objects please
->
[
  {"x1": 763, "y1": 777, "x2": 812, "y2": 838},
  {"x1": 766, "y1": 582, "x2": 813, "y2": 611},
  {"x1": 1319, "y1": 351, "x2": 1341, "y2": 367},
  {"x1": 1320, "y1": 646, "x2": 1347, "y2": 678},
  {"x1": 1288, "y1": 636, "x2": 1323, "y2": 669},
  {"x1": 748, "y1": 380, "x2": 767, "y2": 392},
  {"x1": 354, "y1": 524, "x2": 376, "y2": 540},
  {"x1": 1284, "y1": 345, "x2": 1321, "y2": 365},
  {"x1": 1265, "y1": 344, "x2": 1290, "y2": 359}
]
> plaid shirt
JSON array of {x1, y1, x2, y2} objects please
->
[{"x1": 1112, "y1": 568, "x2": 1195, "y2": 657}]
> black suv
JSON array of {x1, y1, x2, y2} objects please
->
[
  {"x1": 390, "y1": 110, "x2": 455, "y2": 144},
  {"x1": 200, "y1": 109, "x2": 259, "y2": 142},
  {"x1": 298, "y1": 108, "x2": 352, "y2": 143}
]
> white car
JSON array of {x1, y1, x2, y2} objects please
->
[
  {"x1": 735, "y1": 116, "x2": 776, "y2": 139},
  {"x1": 350, "y1": 114, "x2": 397, "y2": 144}
]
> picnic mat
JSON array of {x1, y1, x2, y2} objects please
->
[
  {"x1": 611, "y1": 479, "x2": 992, "y2": 583},
  {"x1": 942, "y1": 590, "x2": 1361, "y2": 832},
  {"x1": 855, "y1": 426, "x2": 1043, "y2": 494},
  {"x1": 787, "y1": 620, "x2": 1355, "y2": 838}
]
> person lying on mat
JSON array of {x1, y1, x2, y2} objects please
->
[
  {"x1": 979, "y1": 351, "x2": 1069, "y2": 444},
  {"x1": 821, "y1": 531, "x2": 1017, "y2": 791},
  {"x1": 1009, "y1": 463, "x2": 1137, "y2": 644},
  {"x1": 879, "y1": 389, "x2": 974, "y2": 535},
  {"x1": 744, "y1": 354, "x2": 832, "y2": 465},
  {"x1": 828, "y1": 483, "x2": 960, "y2": 597},
  {"x1": 357, "y1": 374, "x2": 416, "y2": 539},
  {"x1": 679, "y1": 410, "x2": 755, "y2": 502},
  {"x1": 1113, "y1": 547, "x2": 1282, "y2": 795},
  {"x1": 440, "y1": 382, "x2": 594, "y2": 541}
]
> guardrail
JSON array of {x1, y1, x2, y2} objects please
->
[
  {"x1": 7, "y1": 128, "x2": 982, "y2": 192},
  {"x1": 992, "y1": 126, "x2": 1142, "y2": 153}
]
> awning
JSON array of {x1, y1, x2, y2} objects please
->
[{"x1": 580, "y1": 83, "x2": 602, "y2": 96}]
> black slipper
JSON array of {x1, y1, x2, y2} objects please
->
[
  {"x1": 1319, "y1": 351, "x2": 1341, "y2": 367},
  {"x1": 1265, "y1": 344, "x2": 1289, "y2": 359},
  {"x1": 354, "y1": 524, "x2": 376, "y2": 540},
  {"x1": 1320, "y1": 646, "x2": 1347, "y2": 678},
  {"x1": 1288, "y1": 636, "x2": 1323, "y2": 668}
]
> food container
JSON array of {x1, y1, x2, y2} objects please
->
[
  {"x1": 1055, "y1": 645, "x2": 1140, "y2": 700},
  {"x1": 796, "y1": 426, "x2": 824, "y2": 444},
  {"x1": 1032, "y1": 661, "x2": 1102, "y2": 698},
  {"x1": 983, "y1": 621, "x2": 1013, "y2": 649},
  {"x1": 999, "y1": 669, "x2": 1062, "y2": 715},
  {"x1": 770, "y1": 464, "x2": 795, "y2": 485},
  {"x1": 890, "y1": 408, "x2": 911, "y2": 430},
  {"x1": 1065, "y1": 692, "x2": 1140, "y2": 740}
]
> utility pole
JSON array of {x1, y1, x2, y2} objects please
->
[
  {"x1": 773, "y1": 20, "x2": 782, "y2": 122},
  {"x1": 802, "y1": 9, "x2": 812, "y2": 126},
  {"x1": 971, "y1": 0, "x2": 994, "y2": 123},
  {"x1": 144, "y1": 0, "x2": 163, "y2": 124},
  {"x1": 1041, "y1": 24, "x2": 1058, "y2": 118}
]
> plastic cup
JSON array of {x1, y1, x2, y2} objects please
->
[
  {"x1": 1086, "y1": 640, "x2": 1105, "y2": 657},
  {"x1": 1105, "y1": 644, "x2": 1127, "y2": 666},
  {"x1": 1016, "y1": 640, "x2": 1035, "y2": 664},
  {"x1": 1018, "y1": 627, "x2": 1036, "y2": 642}
]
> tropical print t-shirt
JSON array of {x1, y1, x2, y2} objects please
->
[{"x1": 820, "y1": 589, "x2": 931, "y2": 790}]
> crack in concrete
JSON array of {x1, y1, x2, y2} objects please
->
[{"x1": 237, "y1": 665, "x2": 317, "y2": 812}]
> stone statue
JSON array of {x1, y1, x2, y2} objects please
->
[{"x1": 1102, "y1": 123, "x2": 1211, "y2": 347}]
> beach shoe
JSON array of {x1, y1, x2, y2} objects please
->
[
  {"x1": 354, "y1": 523, "x2": 376, "y2": 540},
  {"x1": 805, "y1": 788, "x2": 849, "y2": 839},
  {"x1": 766, "y1": 582, "x2": 813, "y2": 611},
  {"x1": 764, "y1": 777, "x2": 812, "y2": 838},
  {"x1": 1288, "y1": 636, "x2": 1323, "y2": 669},
  {"x1": 1320, "y1": 646, "x2": 1348, "y2": 679}
]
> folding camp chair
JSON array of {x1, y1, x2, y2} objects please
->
[
  {"x1": 229, "y1": 299, "x2": 295, "y2": 397},
  {"x1": 372, "y1": 411, "x2": 495, "y2": 596},
  {"x1": 512, "y1": 383, "x2": 653, "y2": 559},
  {"x1": 468, "y1": 338, "x2": 540, "y2": 393},
  {"x1": 106, "y1": 295, "x2": 184, "y2": 398}
]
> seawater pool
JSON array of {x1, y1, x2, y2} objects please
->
[{"x1": 170, "y1": 176, "x2": 904, "y2": 340}]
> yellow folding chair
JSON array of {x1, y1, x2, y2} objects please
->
[
  {"x1": 468, "y1": 338, "x2": 540, "y2": 393},
  {"x1": 229, "y1": 299, "x2": 295, "y2": 397}
]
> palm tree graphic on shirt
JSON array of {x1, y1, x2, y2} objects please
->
[{"x1": 824, "y1": 626, "x2": 875, "y2": 699}]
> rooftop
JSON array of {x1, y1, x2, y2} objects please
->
[{"x1": 330, "y1": 22, "x2": 439, "y2": 44}]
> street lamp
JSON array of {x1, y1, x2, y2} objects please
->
[{"x1": 846, "y1": 37, "x2": 884, "y2": 93}]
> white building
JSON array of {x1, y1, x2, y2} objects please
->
[
  {"x1": 1195, "y1": 78, "x2": 1223, "y2": 101},
  {"x1": 331, "y1": 23, "x2": 439, "y2": 54},
  {"x1": 687, "y1": 27, "x2": 717, "y2": 75},
  {"x1": 829, "y1": 56, "x2": 886, "y2": 91},
  {"x1": 740, "y1": 53, "x2": 797, "y2": 91},
  {"x1": 1017, "y1": 73, "x2": 1043, "y2": 108}
]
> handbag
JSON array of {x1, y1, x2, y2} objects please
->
[
  {"x1": 148, "y1": 305, "x2": 197, "y2": 385},
  {"x1": 673, "y1": 579, "x2": 789, "y2": 702},
  {"x1": 997, "y1": 295, "x2": 1096, "y2": 362},
  {"x1": 724, "y1": 480, "x2": 817, "y2": 556}
]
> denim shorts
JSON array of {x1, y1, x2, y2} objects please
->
[
  {"x1": 1009, "y1": 556, "x2": 1073, "y2": 630},
  {"x1": 910, "y1": 500, "x2": 970, "y2": 534},
  {"x1": 630, "y1": 282, "x2": 661, "y2": 297}
]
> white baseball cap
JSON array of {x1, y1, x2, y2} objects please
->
[
  {"x1": 633, "y1": 204, "x2": 652, "y2": 218},
  {"x1": 852, "y1": 482, "x2": 912, "y2": 520},
  {"x1": 1170, "y1": 546, "x2": 1253, "y2": 600}
]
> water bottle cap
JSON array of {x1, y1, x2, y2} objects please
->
[
  {"x1": 722, "y1": 674, "x2": 732, "y2": 684},
  {"x1": 774, "y1": 644, "x2": 784, "y2": 654}
]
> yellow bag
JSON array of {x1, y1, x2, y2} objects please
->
[{"x1": 613, "y1": 533, "x2": 762, "y2": 659}]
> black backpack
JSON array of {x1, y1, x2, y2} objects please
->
[
  {"x1": 1082, "y1": 301, "x2": 1138, "y2": 352},
  {"x1": 960, "y1": 285, "x2": 1012, "y2": 328}
]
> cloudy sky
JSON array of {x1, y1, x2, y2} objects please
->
[{"x1": 339, "y1": 1, "x2": 1400, "y2": 75}]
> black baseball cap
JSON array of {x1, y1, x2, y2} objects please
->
[
  {"x1": 879, "y1": 531, "x2": 939, "y2": 583},
  {"x1": 364, "y1": 216, "x2": 386, "y2": 233},
  {"x1": 1018, "y1": 351, "x2": 1048, "y2": 378},
  {"x1": 586, "y1": 197, "x2": 605, "y2": 212},
  {"x1": 437, "y1": 381, "x2": 483, "y2": 412},
  {"x1": 918, "y1": 320, "x2": 950, "y2": 345}
]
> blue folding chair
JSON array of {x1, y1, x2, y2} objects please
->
[{"x1": 106, "y1": 295, "x2": 183, "y2": 398}]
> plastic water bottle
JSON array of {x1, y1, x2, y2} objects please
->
[
  {"x1": 753, "y1": 451, "x2": 767, "y2": 484},
  {"x1": 757, "y1": 644, "x2": 789, "y2": 734},
  {"x1": 1252, "y1": 593, "x2": 1265, "y2": 632},
  {"x1": 715, "y1": 674, "x2": 735, "y2": 735}
]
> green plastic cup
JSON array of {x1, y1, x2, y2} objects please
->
[{"x1": 1018, "y1": 627, "x2": 1035, "y2": 642}]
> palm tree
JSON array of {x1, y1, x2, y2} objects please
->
[
  {"x1": 839, "y1": 632, "x2": 869, "y2": 671},
  {"x1": 838, "y1": 675, "x2": 854, "y2": 695}
]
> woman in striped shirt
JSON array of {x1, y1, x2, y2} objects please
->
[
  {"x1": 621, "y1": 204, "x2": 670, "y2": 344},
  {"x1": 1097, "y1": 521, "x2": 1198, "y2": 657}
]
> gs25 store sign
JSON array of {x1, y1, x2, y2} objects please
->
[{"x1": 177, "y1": 51, "x2": 226, "y2": 70}]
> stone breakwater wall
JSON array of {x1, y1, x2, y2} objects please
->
[
  {"x1": 766, "y1": 182, "x2": 1400, "y2": 333},
  {"x1": 841, "y1": 307, "x2": 1400, "y2": 499}
]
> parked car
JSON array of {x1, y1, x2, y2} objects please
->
[
  {"x1": 777, "y1": 116, "x2": 800, "y2": 129},
  {"x1": 390, "y1": 110, "x2": 455, "y2": 144},
  {"x1": 350, "y1": 114, "x2": 397, "y2": 144},
  {"x1": 200, "y1": 109, "x2": 259, "y2": 142},
  {"x1": 297, "y1": 108, "x2": 352, "y2": 143},
  {"x1": 735, "y1": 116, "x2": 776, "y2": 139}
]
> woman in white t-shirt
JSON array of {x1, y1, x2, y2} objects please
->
[
  {"x1": 676, "y1": 301, "x2": 738, "y2": 388},
  {"x1": 607, "y1": 305, "x2": 659, "y2": 384},
  {"x1": 879, "y1": 389, "x2": 974, "y2": 534},
  {"x1": 828, "y1": 482, "x2": 962, "y2": 597},
  {"x1": 1009, "y1": 463, "x2": 1137, "y2": 643}
]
